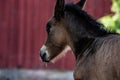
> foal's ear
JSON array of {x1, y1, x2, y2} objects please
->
[
  {"x1": 76, "y1": 0, "x2": 87, "y2": 9},
  {"x1": 54, "y1": 0, "x2": 65, "y2": 20}
]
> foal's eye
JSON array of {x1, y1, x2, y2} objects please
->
[{"x1": 46, "y1": 23, "x2": 51, "y2": 34}]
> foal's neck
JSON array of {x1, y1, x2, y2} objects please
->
[
  {"x1": 65, "y1": 13, "x2": 108, "y2": 61},
  {"x1": 73, "y1": 37, "x2": 95, "y2": 59},
  {"x1": 68, "y1": 24, "x2": 107, "y2": 61}
]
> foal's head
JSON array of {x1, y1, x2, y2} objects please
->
[{"x1": 40, "y1": 0, "x2": 87, "y2": 62}]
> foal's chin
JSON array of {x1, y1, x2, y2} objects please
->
[
  {"x1": 40, "y1": 56, "x2": 50, "y2": 62},
  {"x1": 40, "y1": 54, "x2": 56, "y2": 63},
  {"x1": 40, "y1": 56, "x2": 56, "y2": 63}
]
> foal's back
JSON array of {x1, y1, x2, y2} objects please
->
[
  {"x1": 95, "y1": 34, "x2": 120, "y2": 80},
  {"x1": 74, "y1": 34, "x2": 120, "y2": 80}
]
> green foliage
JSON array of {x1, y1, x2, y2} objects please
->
[{"x1": 99, "y1": 0, "x2": 120, "y2": 33}]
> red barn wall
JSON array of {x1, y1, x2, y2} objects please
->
[{"x1": 0, "y1": 0, "x2": 111, "y2": 70}]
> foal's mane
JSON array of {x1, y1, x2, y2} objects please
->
[{"x1": 64, "y1": 3, "x2": 113, "y2": 36}]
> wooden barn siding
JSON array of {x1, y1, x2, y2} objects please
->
[{"x1": 0, "y1": 0, "x2": 111, "y2": 70}]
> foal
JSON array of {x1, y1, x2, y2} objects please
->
[{"x1": 40, "y1": 0, "x2": 120, "y2": 80}]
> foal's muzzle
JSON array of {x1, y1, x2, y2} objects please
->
[{"x1": 40, "y1": 45, "x2": 50, "y2": 62}]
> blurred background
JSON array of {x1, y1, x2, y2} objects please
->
[{"x1": 0, "y1": 0, "x2": 115, "y2": 80}]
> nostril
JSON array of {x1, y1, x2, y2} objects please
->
[
  {"x1": 43, "y1": 53, "x2": 46, "y2": 58},
  {"x1": 40, "y1": 52, "x2": 48, "y2": 62}
]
